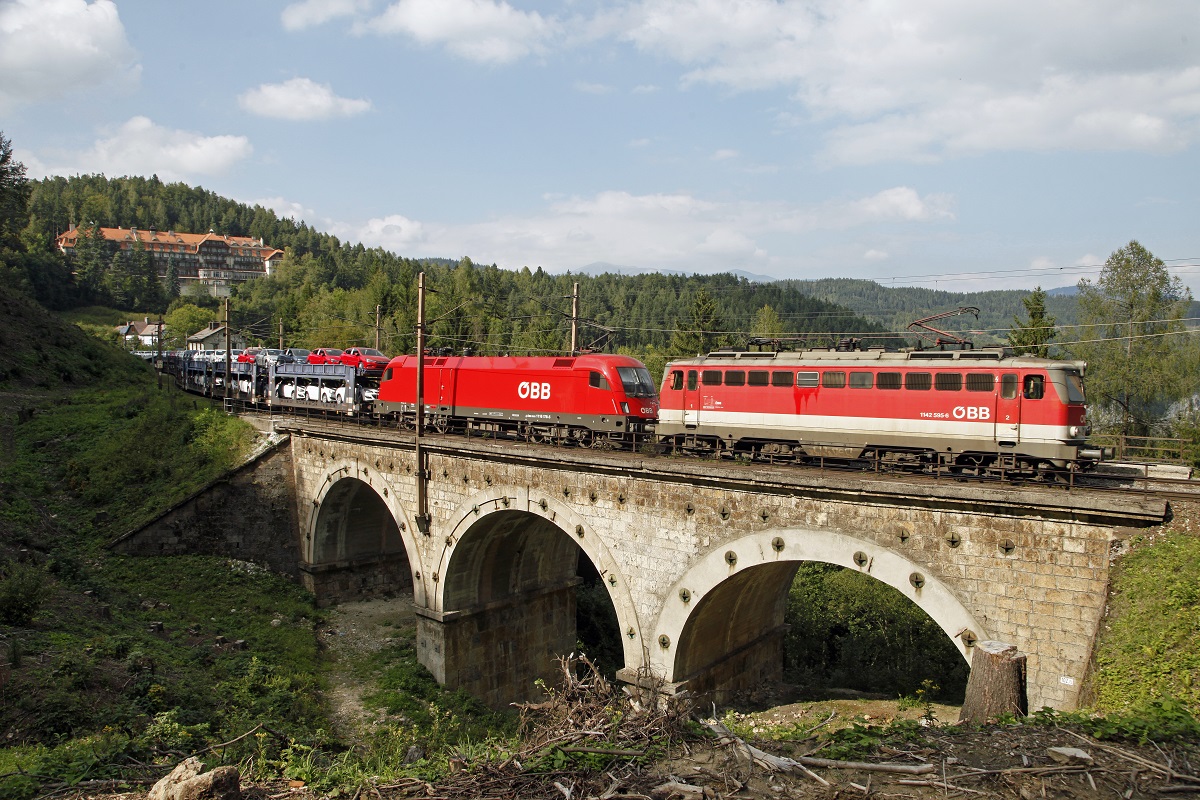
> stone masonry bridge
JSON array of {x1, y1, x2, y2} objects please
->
[{"x1": 268, "y1": 419, "x2": 1168, "y2": 713}]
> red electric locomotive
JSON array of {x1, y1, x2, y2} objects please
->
[
  {"x1": 657, "y1": 347, "x2": 1106, "y2": 476},
  {"x1": 375, "y1": 353, "x2": 659, "y2": 446}
]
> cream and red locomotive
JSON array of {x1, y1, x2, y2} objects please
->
[{"x1": 657, "y1": 347, "x2": 1104, "y2": 475}]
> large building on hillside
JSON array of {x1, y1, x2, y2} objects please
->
[{"x1": 56, "y1": 225, "x2": 283, "y2": 295}]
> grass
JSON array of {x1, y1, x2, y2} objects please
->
[{"x1": 1086, "y1": 527, "x2": 1200, "y2": 713}]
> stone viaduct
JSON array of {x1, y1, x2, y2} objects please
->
[{"x1": 265, "y1": 419, "x2": 1166, "y2": 712}]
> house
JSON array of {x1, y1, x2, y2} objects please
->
[
  {"x1": 116, "y1": 317, "x2": 163, "y2": 349},
  {"x1": 187, "y1": 321, "x2": 247, "y2": 352},
  {"x1": 57, "y1": 225, "x2": 283, "y2": 296}
]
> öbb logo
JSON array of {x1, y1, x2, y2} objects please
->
[
  {"x1": 952, "y1": 406, "x2": 991, "y2": 420},
  {"x1": 518, "y1": 381, "x2": 551, "y2": 400}
]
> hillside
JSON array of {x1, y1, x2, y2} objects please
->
[{"x1": 782, "y1": 277, "x2": 1081, "y2": 345}]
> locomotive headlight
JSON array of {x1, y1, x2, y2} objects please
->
[
  {"x1": 621, "y1": 402, "x2": 630, "y2": 414},
  {"x1": 1068, "y1": 425, "x2": 1087, "y2": 438}
]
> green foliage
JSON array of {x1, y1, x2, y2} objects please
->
[
  {"x1": 1007, "y1": 287, "x2": 1057, "y2": 357},
  {"x1": 784, "y1": 564, "x2": 967, "y2": 701},
  {"x1": 1029, "y1": 699, "x2": 1200, "y2": 742},
  {"x1": 1069, "y1": 241, "x2": 1196, "y2": 437},
  {"x1": 817, "y1": 718, "x2": 926, "y2": 760},
  {"x1": 1087, "y1": 529, "x2": 1200, "y2": 714},
  {"x1": 0, "y1": 561, "x2": 48, "y2": 626}
]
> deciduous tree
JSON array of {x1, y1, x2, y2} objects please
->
[{"x1": 1071, "y1": 241, "x2": 1195, "y2": 437}]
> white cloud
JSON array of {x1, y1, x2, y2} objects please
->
[
  {"x1": 27, "y1": 117, "x2": 252, "y2": 181},
  {"x1": 863, "y1": 249, "x2": 889, "y2": 261},
  {"x1": 281, "y1": 0, "x2": 369, "y2": 31},
  {"x1": 239, "y1": 78, "x2": 372, "y2": 120},
  {"x1": 362, "y1": 0, "x2": 559, "y2": 64},
  {"x1": 615, "y1": 0, "x2": 1200, "y2": 162},
  {"x1": 350, "y1": 186, "x2": 953, "y2": 273},
  {"x1": 574, "y1": 81, "x2": 613, "y2": 95},
  {"x1": 250, "y1": 197, "x2": 316, "y2": 224},
  {"x1": 0, "y1": 0, "x2": 137, "y2": 112}
]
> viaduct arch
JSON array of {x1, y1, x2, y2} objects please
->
[{"x1": 282, "y1": 421, "x2": 1167, "y2": 711}]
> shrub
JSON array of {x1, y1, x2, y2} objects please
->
[{"x1": 0, "y1": 561, "x2": 48, "y2": 626}]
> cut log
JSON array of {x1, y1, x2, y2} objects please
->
[{"x1": 958, "y1": 640, "x2": 1028, "y2": 724}]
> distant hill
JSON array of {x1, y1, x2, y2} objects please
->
[{"x1": 780, "y1": 278, "x2": 1080, "y2": 346}]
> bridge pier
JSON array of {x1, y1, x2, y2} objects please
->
[{"x1": 415, "y1": 581, "x2": 580, "y2": 708}]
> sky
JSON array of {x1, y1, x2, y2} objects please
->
[{"x1": 3, "y1": 0, "x2": 1200, "y2": 294}]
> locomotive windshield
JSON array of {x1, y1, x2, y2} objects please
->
[
  {"x1": 1064, "y1": 371, "x2": 1085, "y2": 403},
  {"x1": 616, "y1": 366, "x2": 656, "y2": 398}
]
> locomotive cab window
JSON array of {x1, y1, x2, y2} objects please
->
[
  {"x1": 383, "y1": 367, "x2": 393, "y2": 381},
  {"x1": 822, "y1": 371, "x2": 846, "y2": 388},
  {"x1": 1064, "y1": 372, "x2": 1086, "y2": 403},
  {"x1": 1024, "y1": 374, "x2": 1045, "y2": 400},
  {"x1": 1001, "y1": 373, "x2": 1018, "y2": 400},
  {"x1": 669, "y1": 370, "x2": 683, "y2": 391},
  {"x1": 725, "y1": 370, "x2": 746, "y2": 387},
  {"x1": 771, "y1": 370, "x2": 793, "y2": 387},
  {"x1": 616, "y1": 366, "x2": 655, "y2": 397},
  {"x1": 702, "y1": 370, "x2": 722, "y2": 386},
  {"x1": 797, "y1": 371, "x2": 819, "y2": 388},
  {"x1": 589, "y1": 371, "x2": 610, "y2": 390},
  {"x1": 748, "y1": 370, "x2": 770, "y2": 387},
  {"x1": 849, "y1": 371, "x2": 874, "y2": 389},
  {"x1": 935, "y1": 372, "x2": 963, "y2": 392}
]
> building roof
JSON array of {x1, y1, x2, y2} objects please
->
[{"x1": 56, "y1": 226, "x2": 282, "y2": 261}]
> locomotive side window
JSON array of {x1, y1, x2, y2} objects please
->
[
  {"x1": 383, "y1": 367, "x2": 393, "y2": 381},
  {"x1": 1024, "y1": 374, "x2": 1044, "y2": 400},
  {"x1": 935, "y1": 372, "x2": 963, "y2": 391},
  {"x1": 669, "y1": 370, "x2": 683, "y2": 391},
  {"x1": 822, "y1": 371, "x2": 846, "y2": 388},
  {"x1": 1001, "y1": 373, "x2": 1018, "y2": 399},
  {"x1": 725, "y1": 370, "x2": 746, "y2": 386},
  {"x1": 849, "y1": 371, "x2": 874, "y2": 389},
  {"x1": 702, "y1": 370, "x2": 722, "y2": 386},
  {"x1": 748, "y1": 370, "x2": 770, "y2": 387},
  {"x1": 687, "y1": 370, "x2": 698, "y2": 390},
  {"x1": 905, "y1": 372, "x2": 932, "y2": 391},
  {"x1": 878, "y1": 372, "x2": 902, "y2": 390},
  {"x1": 796, "y1": 371, "x2": 819, "y2": 388},
  {"x1": 966, "y1": 373, "x2": 995, "y2": 392},
  {"x1": 771, "y1": 370, "x2": 794, "y2": 387},
  {"x1": 589, "y1": 371, "x2": 610, "y2": 390}
]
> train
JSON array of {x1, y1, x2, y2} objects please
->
[
  {"x1": 657, "y1": 346, "x2": 1106, "y2": 477},
  {"x1": 164, "y1": 343, "x2": 1107, "y2": 477}
]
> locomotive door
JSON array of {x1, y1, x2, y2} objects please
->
[
  {"x1": 683, "y1": 369, "x2": 699, "y2": 428},
  {"x1": 996, "y1": 372, "x2": 1020, "y2": 443}
]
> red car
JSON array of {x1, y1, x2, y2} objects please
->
[
  {"x1": 339, "y1": 347, "x2": 390, "y2": 374},
  {"x1": 307, "y1": 348, "x2": 344, "y2": 365},
  {"x1": 236, "y1": 346, "x2": 263, "y2": 364}
]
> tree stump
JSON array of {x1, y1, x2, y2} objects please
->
[{"x1": 958, "y1": 640, "x2": 1028, "y2": 724}]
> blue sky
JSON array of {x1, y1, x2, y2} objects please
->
[{"x1": 4, "y1": 0, "x2": 1200, "y2": 293}]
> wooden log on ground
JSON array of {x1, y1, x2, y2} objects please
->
[{"x1": 958, "y1": 640, "x2": 1028, "y2": 724}]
